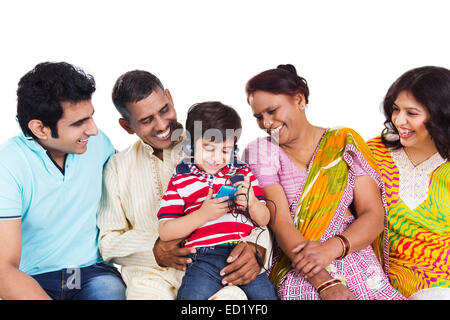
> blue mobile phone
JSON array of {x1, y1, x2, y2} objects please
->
[{"x1": 214, "y1": 185, "x2": 240, "y2": 200}]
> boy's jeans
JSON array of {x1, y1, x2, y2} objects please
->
[
  {"x1": 177, "y1": 245, "x2": 278, "y2": 300},
  {"x1": 32, "y1": 262, "x2": 126, "y2": 300}
]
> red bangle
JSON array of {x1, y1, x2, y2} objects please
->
[
  {"x1": 316, "y1": 279, "x2": 342, "y2": 294},
  {"x1": 335, "y1": 234, "x2": 351, "y2": 258}
]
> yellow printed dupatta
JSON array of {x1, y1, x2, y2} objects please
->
[
  {"x1": 269, "y1": 127, "x2": 387, "y2": 288},
  {"x1": 367, "y1": 136, "x2": 450, "y2": 297}
]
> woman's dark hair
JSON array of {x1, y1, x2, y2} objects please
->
[
  {"x1": 112, "y1": 70, "x2": 164, "y2": 121},
  {"x1": 245, "y1": 64, "x2": 310, "y2": 103},
  {"x1": 381, "y1": 66, "x2": 450, "y2": 159},
  {"x1": 16, "y1": 61, "x2": 96, "y2": 140},
  {"x1": 185, "y1": 101, "x2": 242, "y2": 150}
]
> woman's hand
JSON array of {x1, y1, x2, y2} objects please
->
[
  {"x1": 291, "y1": 238, "x2": 342, "y2": 279},
  {"x1": 320, "y1": 283, "x2": 355, "y2": 300},
  {"x1": 306, "y1": 269, "x2": 355, "y2": 300}
]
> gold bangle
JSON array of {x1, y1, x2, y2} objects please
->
[
  {"x1": 335, "y1": 234, "x2": 351, "y2": 258},
  {"x1": 319, "y1": 281, "x2": 342, "y2": 294},
  {"x1": 316, "y1": 279, "x2": 342, "y2": 294},
  {"x1": 335, "y1": 235, "x2": 346, "y2": 259}
]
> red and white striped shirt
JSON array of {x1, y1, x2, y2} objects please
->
[{"x1": 157, "y1": 160, "x2": 266, "y2": 248}]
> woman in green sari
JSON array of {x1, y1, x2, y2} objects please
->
[{"x1": 243, "y1": 64, "x2": 404, "y2": 300}]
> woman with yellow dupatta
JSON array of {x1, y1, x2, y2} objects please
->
[
  {"x1": 367, "y1": 66, "x2": 450, "y2": 299},
  {"x1": 243, "y1": 64, "x2": 404, "y2": 300}
]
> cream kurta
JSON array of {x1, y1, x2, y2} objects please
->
[{"x1": 97, "y1": 137, "x2": 271, "y2": 299}]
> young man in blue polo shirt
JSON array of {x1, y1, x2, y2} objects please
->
[{"x1": 0, "y1": 62, "x2": 126, "y2": 300}]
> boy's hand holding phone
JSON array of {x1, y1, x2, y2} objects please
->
[
  {"x1": 234, "y1": 175, "x2": 270, "y2": 227},
  {"x1": 199, "y1": 188, "x2": 230, "y2": 222},
  {"x1": 233, "y1": 176, "x2": 257, "y2": 210}
]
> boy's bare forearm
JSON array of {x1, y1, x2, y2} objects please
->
[
  {"x1": 249, "y1": 201, "x2": 271, "y2": 227},
  {"x1": 158, "y1": 209, "x2": 206, "y2": 241}
]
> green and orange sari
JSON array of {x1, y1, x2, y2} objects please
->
[{"x1": 268, "y1": 128, "x2": 403, "y2": 299}]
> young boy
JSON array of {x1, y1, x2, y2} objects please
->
[{"x1": 157, "y1": 101, "x2": 277, "y2": 300}]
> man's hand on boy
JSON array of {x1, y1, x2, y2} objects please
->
[
  {"x1": 219, "y1": 242, "x2": 266, "y2": 286},
  {"x1": 153, "y1": 237, "x2": 196, "y2": 271}
]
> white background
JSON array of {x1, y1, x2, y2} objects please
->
[{"x1": 0, "y1": 0, "x2": 449, "y2": 153}]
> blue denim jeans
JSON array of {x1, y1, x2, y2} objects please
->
[
  {"x1": 32, "y1": 262, "x2": 126, "y2": 300},
  {"x1": 177, "y1": 245, "x2": 278, "y2": 300}
]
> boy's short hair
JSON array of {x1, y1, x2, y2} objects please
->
[{"x1": 185, "y1": 101, "x2": 242, "y2": 148}]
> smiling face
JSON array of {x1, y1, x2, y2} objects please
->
[
  {"x1": 391, "y1": 90, "x2": 433, "y2": 150},
  {"x1": 38, "y1": 99, "x2": 98, "y2": 162},
  {"x1": 249, "y1": 90, "x2": 304, "y2": 145},
  {"x1": 119, "y1": 88, "x2": 178, "y2": 157},
  {"x1": 194, "y1": 137, "x2": 235, "y2": 175}
]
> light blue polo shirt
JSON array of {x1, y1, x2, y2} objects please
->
[{"x1": 0, "y1": 130, "x2": 114, "y2": 275}]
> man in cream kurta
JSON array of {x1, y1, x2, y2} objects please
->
[{"x1": 97, "y1": 70, "x2": 271, "y2": 299}]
